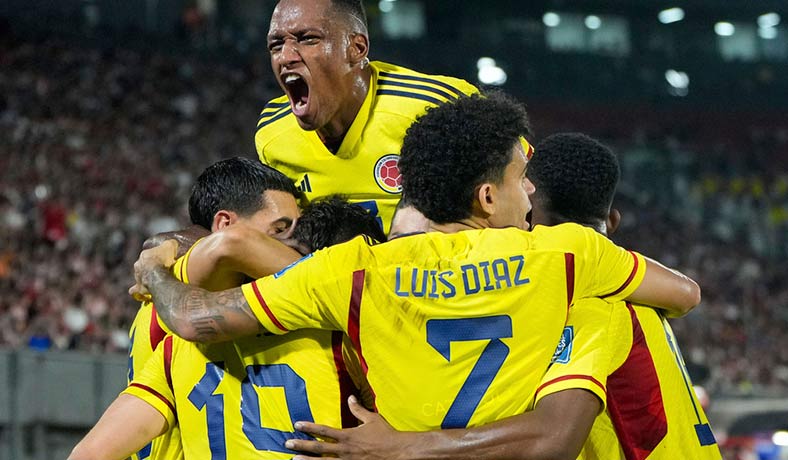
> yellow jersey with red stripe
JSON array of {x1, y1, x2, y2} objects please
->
[
  {"x1": 125, "y1": 252, "x2": 364, "y2": 459},
  {"x1": 255, "y1": 61, "x2": 478, "y2": 234},
  {"x1": 241, "y1": 223, "x2": 646, "y2": 431},
  {"x1": 536, "y1": 301, "x2": 721, "y2": 460},
  {"x1": 127, "y1": 256, "x2": 187, "y2": 460}
]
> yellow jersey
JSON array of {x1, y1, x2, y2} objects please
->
[
  {"x1": 536, "y1": 300, "x2": 721, "y2": 460},
  {"x1": 255, "y1": 61, "x2": 478, "y2": 233},
  {"x1": 242, "y1": 223, "x2": 647, "y2": 431},
  {"x1": 125, "y1": 251, "x2": 364, "y2": 459},
  {"x1": 127, "y1": 258, "x2": 184, "y2": 460}
]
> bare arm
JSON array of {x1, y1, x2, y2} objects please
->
[
  {"x1": 143, "y1": 224, "x2": 210, "y2": 257},
  {"x1": 627, "y1": 257, "x2": 701, "y2": 317},
  {"x1": 286, "y1": 391, "x2": 599, "y2": 460},
  {"x1": 140, "y1": 264, "x2": 264, "y2": 342},
  {"x1": 68, "y1": 394, "x2": 167, "y2": 460},
  {"x1": 187, "y1": 224, "x2": 302, "y2": 291}
]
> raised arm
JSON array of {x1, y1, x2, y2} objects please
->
[
  {"x1": 186, "y1": 223, "x2": 302, "y2": 291},
  {"x1": 68, "y1": 394, "x2": 167, "y2": 460},
  {"x1": 626, "y1": 257, "x2": 700, "y2": 317},
  {"x1": 287, "y1": 391, "x2": 599, "y2": 460},
  {"x1": 143, "y1": 224, "x2": 210, "y2": 257},
  {"x1": 139, "y1": 264, "x2": 263, "y2": 342}
]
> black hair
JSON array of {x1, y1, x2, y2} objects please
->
[
  {"x1": 292, "y1": 195, "x2": 386, "y2": 252},
  {"x1": 188, "y1": 157, "x2": 299, "y2": 230},
  {"x1": 329, "y1": 0, "x2": 368, "y2": 33},
  {"x1": 399, "y1": 91, "x2": 531, "y2": 223},
  {"x1": 528, "y1": 133, "x2": 620, "y2": 227}
]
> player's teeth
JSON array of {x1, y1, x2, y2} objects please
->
[{"x1": 285, "y1": 74, "x2": 300, "y2": 84}]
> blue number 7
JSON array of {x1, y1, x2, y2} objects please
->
[{"x1": 426, "y1": 316, "x2": 513, "y2": 428}]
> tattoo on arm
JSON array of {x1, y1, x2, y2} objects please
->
[{"x1": 143, "y1": 266, "x2": 265, "y2": 342}]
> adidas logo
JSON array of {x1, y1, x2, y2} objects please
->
[{"x1": 297, "y1": 174, "x2": 312, "y2": 193}]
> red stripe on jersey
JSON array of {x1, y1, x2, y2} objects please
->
[
  {"x1": 129, "y1": 383, "x2": 177, "y2": 417},
  {"x1": 149, "y1": 305, "x2": 167, "y2": 350},
  {"x1": 251, "y1": 282, "x2": 289, "y2": 332},
  {"x1": 565, "y1": 253, "x2": 575, "y2": 308},
  {"x1": 331, "y1": 331, "x2": 357, "y2": 428},
  {"x1": 347, "y1": 270, "x2": 377, "y2": 408},
  {"x1": 602, "y1": 251, "x2": 639, "y2": 298},
  {"x1": 163, "y1": 336, "x2": 174, "y2": 393},
  {"x1": 606, "y1": 303, "x2": 668, "y2": 460},
  {"x1": 534, "y1": 374, "x2": 606, "y2": 401}
]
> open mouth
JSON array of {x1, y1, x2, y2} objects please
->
[
  {"x1": 283, "y1": 74, "x2": 310, "y2": 117},
  {"x1": 525, "y1": 210, "x2": 533, "y2": 229}
]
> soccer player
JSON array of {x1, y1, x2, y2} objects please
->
[
  {"x1": 70, "y1": 197, "x2": 384, "y2": 460},
  {"x1": 529, "y1": 133, "x2": 720, "y2": 459},
  {"x1": 257, "y1": 0, "x2": 478, "y2": 233},
  {"x1": 284, "y1": 134, "x2": 720, "y2": 460},
  {"x1": 133, "y1": 93, "x2": 701, "y2": 437},
  {"x1": 125, "y1": 157, "x2": 301, "y2": 460}
]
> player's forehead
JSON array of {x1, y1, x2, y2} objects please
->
[
  {"x1": 508, "y1": 142, "x2": 528, "y2": 172},
  {"x1": 268, "y1": 0, "x2": 334, "y2": 37},
  {"x1": 261, "y1": 190, "x2": 300, "y2": 216}
]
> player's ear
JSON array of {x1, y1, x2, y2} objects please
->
[
  {"x1": 476, "y1": 183, "x2": 496, "y2": 217},
  {"x1": 606, "y1": 208, "x2": 621, "y2": 236},
  {"x1": 212, "y1": 210, "x2": 238, "y2": 232},
  {"x1": 347, "y1": 32, "x2": 369, "y2": 67}
]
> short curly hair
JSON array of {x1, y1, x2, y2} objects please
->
[
  {"x1": 527, "y1": 133, "x2": 620, "y2": 227},
  {"x1": 399, "y1": 92, "x2": 531, "y2": 223},
  {"x1": 292, "y1": 196, "x2": 386, "y2": 253}
]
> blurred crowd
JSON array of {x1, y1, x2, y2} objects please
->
[{"x1": 1, "y1": 38, "x2": 787, "y2": 397}]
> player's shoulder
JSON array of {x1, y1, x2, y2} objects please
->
[
  {"x1": 372, "y1": 61, "x2": 478, "y2": 115},
  {"x1": 530, "y1": 222, "x2": 600, "y2": 246},
  {"x1": 255, "y1": 94, "x2": 299, "y2": 144}
]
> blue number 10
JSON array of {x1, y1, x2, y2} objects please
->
[
  {"x1": 426, "y1": 315, "x2": 512, "y2": 428},
  {"x1": 188, "y1": 362, "x2": 314, "y2": 458}
]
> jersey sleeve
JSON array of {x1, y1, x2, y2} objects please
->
[
  {"x1": 544, "y1": 223, "x2": 647, "y2": 302},
  {"x1": 534, "y1": 298, "x2": 632, "y2": 409},
  {"x1": 123, "y1": 335, "x2": 177, "y2": 430},
  {"x1": 240, "y1": 249, "x2": 348, "y2": 335}
]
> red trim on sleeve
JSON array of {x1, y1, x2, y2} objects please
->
[
  {"x1": 149, "y1": 305, "x2": 167, "y2": 350},
  {"x1": 606, "y1": 303, "x2": 668, "y2": 460},
  {"x1": 535, "y1": 374, "x2": 606, "y2": 401},
  {"x1": 347, "y1": 270, "x2": 377, "y2": 408},
  {"x1": 250, "y1": 282, "x2": 289, "y2": 332},
  {"x1": 565, "y1": 253, "x2": 575, "y2": 308},
  {"x1": 163, "y1": 336, "x2": 174, "y2": 393},
  {"x1": 602, "y1": 251, "x2": 639, "y2": 298},
  {"x1": 331, "y1": 331, "x2": 357, "y2": 428},
  {"x1": 129, "y1": 383, "x2": 177, "y2": 417}
]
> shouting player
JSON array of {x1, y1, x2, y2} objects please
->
[{"x1": 257, "y1": 0, "x2": 478, "y2": 232}]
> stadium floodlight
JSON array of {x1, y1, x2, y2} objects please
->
[
  {"x1": 543, "y1": 12, "x2": 561, "y2": 28},
  {"x1": 759, "y1": 26, "x2": 778, "y2": 40},
  {"x1": 773, "y1": 431, "x2": 788, "y2": 447},
  {"x1": 378, "y1": 0, "x2": 395, "y2": 13},
  {"x1": 658, "y1": 7, "x2": 685, "y2": 24},
  {"x1": 585, "y1": 15, "x2": 602, "y2": 30},
  {"x1": 477, "y1": 57, "x2": 496, "y2": 70},
  {"x1": 714, "y1": 22, "x2": 735, "y2": 36},
  {"x1": 665, "y1": 69, "x2": 689, "y2": 89},
  {"x1": 478, "y1": 61, "x2": 507, "y2": 86},
  {"x1": 758, "y1": 12, "x2": 781, "y2": 29}
]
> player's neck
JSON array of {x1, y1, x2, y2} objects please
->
[
  {"x1": 430, "y1": 218, "x2": 487, "y2": 234},
  {"x1": 316, "y1": 69, "x2": 372, "y2": 151}
]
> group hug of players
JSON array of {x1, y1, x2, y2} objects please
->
[{"x1": 68, "y1": 0, "x2": 723, "y2": 459}]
